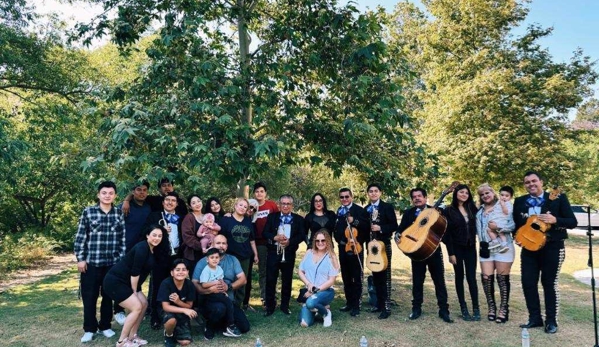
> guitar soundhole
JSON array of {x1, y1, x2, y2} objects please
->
[
  {"x1": 531, "y1": 223, "x2": 541, "y2": 231},
  {"x1": 371, "y1": 247, "x2": 379, "y2": 256},
  {"x1": 419, "y1": 217, "x2": 428, "y2": 226}
]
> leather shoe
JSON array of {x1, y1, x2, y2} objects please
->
[
  {"x1": 370, "y1": 307, "x2": 382, "y2": 313},
  {"x1": 545, "y1": 322, "x2": 558, "y2": 334},
  {"x1": 339, "y1": 305, "x2": 351, "y2": 312},
  {"x1": 378, "y1": 310, "x2": 390, "y2": 319},
  {"x1": 280, "y1": 307, "x2": 291, "y2": 315},
  {"x1": 439, "y1": 311, "x2": 454, "y2": 323},
  {"x1": 519, "y1": 320, "x2": 544, "y2": 329},
  {"x1": 350, "y1": 308, "x2": 360, "y2": 317},
  {"x1": 409, "y1": 308, "x2": 422, "y2": 320}
]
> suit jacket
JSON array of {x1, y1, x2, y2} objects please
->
[
  {"x1": 263, "y1": 212, "x2": 306, "y2": 255},
  {"x1": 396, "y1": 205, "x2": 431, "y2": 235},
  {"x1": 334, "y1": 203, "x2": 369, "y2": 246},
  {"x1": 513, "y1": 191, "x2": 577, "y2": 243},
  {"x1": 145, "y1": 210, "x2": 184, "y2": 262},
  {"x1": 364, "y1": 200, "x2": 398, "y2": 244}
]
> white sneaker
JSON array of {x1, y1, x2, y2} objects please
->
[
  {"x1": 323, "y1": 309, "x2": 332, "y2": 327},
  {"x1": 115, "y1": 312, "x2": 127, "y2": 325},
  {"x1": 100, "y1": 329, "x2": 116, "y2": 338},
  {"x1": 81, "y1": 332, "x2": 94, "y2": 343}
]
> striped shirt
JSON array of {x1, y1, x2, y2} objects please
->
[{"x1": 74, "y1": 205, "x2": 126, "y2": 267}]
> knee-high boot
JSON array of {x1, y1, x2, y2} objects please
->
[
  {"x1": 496, "y1": 274, "x2": 510, "y2": 323},
  {"x1": 481, "y1": 274, "x2": 496, "y2": 321}
]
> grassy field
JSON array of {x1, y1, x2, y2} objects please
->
[{"x1": 0, "y1": 235, "x2": 597, "y2": 347}]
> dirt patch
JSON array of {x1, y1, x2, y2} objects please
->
[{"x1": 0, "y1": 253, "x2": 74, "y2": 293}]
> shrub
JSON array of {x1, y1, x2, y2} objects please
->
[{"x1": 0, "y1": 231, "x2": 61, "y2": 278}]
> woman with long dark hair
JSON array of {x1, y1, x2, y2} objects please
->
[
  {"x1": 103, "y1": 225, "x2": 167, "y2": 347},
  {"x1": 204, "y1": 197, "x2": 225, "y2": 222},
  {"x1": 443, "y1": 184, "x2": 480, "y2": 321},
  {"x1": 303, "y1": 193, "x2": 336, "y2": 248}
]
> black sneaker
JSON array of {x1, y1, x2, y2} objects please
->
[
  {"x1": 164, "y1": 333, "x2": 176, "y2": 347},
  {"x1": 223, "y1": 324, "x2": 241, "y2": 338},
  {"x1": 204, "y1": 326, "x2": 215, "y2": 341}
]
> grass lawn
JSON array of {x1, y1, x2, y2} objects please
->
[{"x1": 0, "y1": 235, "x2": 596, "y2": 347}]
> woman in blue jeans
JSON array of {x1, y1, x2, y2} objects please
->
[{"x1": 298, "y1": 229, "x2": 339, "y2": 327}]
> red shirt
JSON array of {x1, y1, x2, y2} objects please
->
[{"x1": 254, "y1": 200, "x2": 279, "y2": 245}]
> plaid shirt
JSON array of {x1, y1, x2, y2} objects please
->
[{"x1": 74, "y1": 204, "x2": 126, "y2": 267}]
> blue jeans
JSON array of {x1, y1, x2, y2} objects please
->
[{"x1": 299, "y1": 288, "x2": 335, "y2": 327}]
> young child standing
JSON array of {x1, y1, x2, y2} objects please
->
[
  {"x1": 197, "y1": 213, "x2": 221, "y2": 253},
  {"x1": 199, "y1": 248, "x2": 242, "y2": 338},
  {"x1": 487, "y1": 186, "x2": 514, "y2": 253}
]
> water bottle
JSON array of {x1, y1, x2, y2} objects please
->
[
  {"x1": 521, "y1": 328, "x2": 530, "y2": 347},
  {"x1": 360, "y1": 336, "x2": 368, "y2": 347},
  {"x1": 255, "y1": 337, "x2": 263, "y2": 347}
]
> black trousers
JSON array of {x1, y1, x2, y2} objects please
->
[
  {"x1": 150, "y1": 264, "x2": 170, "y2": 324},
  {"x1": 80, "y1": 265, "x2": 113, "y2": 332},
  {"x1": 372, "y1": 242, "x2": 392, "y2": 311},
  {"x1": 339, "y1": 247, "x2": 364, "y2": 309},
  {"x1": 265, "y1": 250, "x2": 295, "y2": 311},
  {"x1": 205, "y1": 293, "x2": 235, "y2": 325},
  {"x1": 521, "y1": 240, "x2": 565, "y2": 325},
  {"x1": 243, "y1": 260, "x2": 253, "y2": 307},
  {"x1": 451, "y1": 243, "x2": 479, "y2": 310},
  {"x1": 411, "y1": 247, "x2": 449, "y2": 313},
  {"x1": 201, "y1": 300, "x2": 250, "y2": 333}
]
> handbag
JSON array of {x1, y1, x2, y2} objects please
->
[
  {"x1": 297, "y1": 252, "x2": 328, "y2": 303},
  {"x1": 479, "y1": 241, "x2": 490, "y2": 259}
]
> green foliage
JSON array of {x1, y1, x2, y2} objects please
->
[
  {"x1": 389, "y1": 0, "x2": 597, "y2": 188},
  {"x1": 76, "y1": 0, "x2": 434, "y2": 198},
  {"x1": 0, "y1": 230, "x2": 60, "y2": 277}
]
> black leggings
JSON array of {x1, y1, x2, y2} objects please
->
[{"x1": 451, "y1": 243, "x2": 479, "y2": 310}]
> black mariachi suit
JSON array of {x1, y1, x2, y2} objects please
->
[
  {"x1": 396, "y1": 205, "x2": 450, "y2": 314},
  {"x1": 262, "y1": 212, "x2": 306, "y2": 312},
  {"x1": 334, "y1": 203, "x2": 369, "y2": 310},
  {"x1": 364, "y1": 200, "x2": 398, "y2": 312},
  {"x1": 513, "y1": 191, "x2": 577, "y2": 326}
]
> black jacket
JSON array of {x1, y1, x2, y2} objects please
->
[
  {"x1": 334, "y1": 203, "x2": 369, "y2": 246},
  {"x1": 442, "y1": 206, "x2": 477, "y2": 256},
  {"x1": 364, "y1": 200, "x2": 398, "y2": 244},
  {"x1": 263, "y1": 212, "x2": 306, "y2": 255},
  {"x1": 513, "y1": 191, "x2": 577, "y2": 243}
]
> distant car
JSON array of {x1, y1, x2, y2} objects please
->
[{"x1": 571, "y1": 205, "x2": 599, "y2": 229}]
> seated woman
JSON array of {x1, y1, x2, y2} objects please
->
[
  {"x1": 297, "y1": 229, "x2": 339, "y2": 328},
  {"x1": 103, "y1": 224, "x2": 166, "y2": 347},
  {"x1": 157, "y1": 259, "x2": 198, "y2": 347}
]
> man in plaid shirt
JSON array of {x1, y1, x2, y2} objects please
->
[{"x1": 74, "y1": 181, "x2": 126, "y2": 343}]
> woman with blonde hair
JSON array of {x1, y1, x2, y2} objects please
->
[
  {"x1": 476, "y1": 183, "x2": 515, "y2": 324},
  {"x1": 297, "y1": 229, "x2": 339, "y2": 328}
]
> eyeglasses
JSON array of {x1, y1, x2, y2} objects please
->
[
  {"x1": 314, "y1": 199, "x2": 323, "y2": 203},
  {"x1": 315, "y1": 239, "x2": 326, "y2": 243},
  {"x1": 280, "y1": 202, "x2": 293, "y2": 206},
  {"x1": 339, "y1": 195, "x2": 350, "y2": 199}
]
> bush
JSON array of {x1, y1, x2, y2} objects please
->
[{"x1": 0, "y1": 231, "x2": 60, "y2": 278}]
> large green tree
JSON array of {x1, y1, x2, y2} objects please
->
[
  {"x1": 76, "y1": 0, "x2": 436, "y2": 197},
  {"x1": 389, "y1": 0, "x2": 597, "y2": 188}
]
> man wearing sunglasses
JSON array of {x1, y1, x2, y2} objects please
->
[{"x1": 333, "y1": 188, "x2": 368, "y2": 317}]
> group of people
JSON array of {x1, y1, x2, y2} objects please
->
[{"x1": 73, "y1": 171, "x2": 577, "y2": 347}]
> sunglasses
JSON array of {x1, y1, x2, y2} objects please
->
[
  {"x1": 249, "y1": 206, "x2": 256, "y2": 211},
  {"x1": 315, "y1": 239, "x2": 326, "y2": 243},
  {"x1": 339, "y1": 195, "x2": 351, "y2": 199}
]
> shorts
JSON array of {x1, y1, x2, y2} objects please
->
[
  {"x1": 161, "y1": 310, "x2": 192, "y2": 341},
  {"x1": 103, "y1": 274, "x2": 134, "y2": 304},
  {"x1": 480, "y1": 242, "x2": 515, "y2": 263}
]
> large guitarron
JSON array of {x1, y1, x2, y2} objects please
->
[
  {"x1": 397, "y1": 181, "x2": 458, "y2": 261},
  {"x1": 514, "y1": 187, "x2": 561, "y2": 251},
  {"x1": 366, "y1": 209, "x2": 388, "y2": 272}
]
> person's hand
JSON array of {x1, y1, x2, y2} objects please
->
[
  {"x1": 537, "y1": 213, "x2": 556, "y2": 224},
  {"x1": 347, "y1": 215, "x2": 354, "y2": 224},
  {"x1": 488, "y1": 221, "x2": 498, "y2": 231},
  {"x1": 394, "y1": 233, "x2": 401, "y2": 244},
  {"x1": 280, "y1": 238, "x2": 289, "y2": 247},
  {"x1": 184, "y1": 308, "x2": 198, "y2": 319},
  {"x1": 169, "y1": 293, "x2": 180, "y2": 303},
  {"x1": 449, "y1": 255, "x2": 457, "y2": 265},
  {"x1": 224, "y1": 212, "x2": 232, "y2": 217},
  {"x1": 77, "y1": 261, "x2": 87, "y2": 273},
  {"x1": 122, "y1": 200, "x2": 131, "y2": 216},
  {"x1": 254, "y1": 254, "x2": 259, "y2": 264},
  {"x1": 166, "y1": 225, "x2": 172, "y2": 233},
  {"x1": 304, "y1": 290, "x2": 313, "y2": 299},
  {"x1": 371, "y1": 224, "x2": 381, "y2": 232}
]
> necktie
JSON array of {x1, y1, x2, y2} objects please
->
[{"x1": 415, "y1": 208, "x2": 421, "y2": 217}]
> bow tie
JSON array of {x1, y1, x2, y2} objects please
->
[
  {"x1": 280, "y1": 214, "x2": 292, "y2": 224},
  {"x1": 366, "y1": 204, "x2": 378, "y2": 214},
  {"x1": 164, "y1": 213, "x2": 179, "y2": 224},
  {"x1": 527, "y1": 196, "x2": 545, "y2": 207},
  {"x1": 338, "y1": 206, "x2": 349, "y2": 217},
  {"x1": 415, "y1": 208, "x2": 422, "y2": 217}
]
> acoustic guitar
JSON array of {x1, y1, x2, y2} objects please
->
[
  {"x1": 397, "y1": 181, "x2": 459, "y2": 261},
  {"x1": 514, "y1": 186, "x2": 561, "y2": 251},
  {"x1": 366, "y1": 209, "x2": 388, "y2": 272}
]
